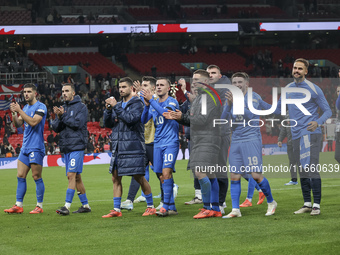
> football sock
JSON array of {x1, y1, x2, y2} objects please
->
[
  {"x1": 304, "y1": 202, "x2": 312, "y2": 207},
  {"x1": 144, "y1": 193, "x2": 153, "y2": 207},
  {"x1": 65, "y1": 188, "x2": 75, "y2": 206},
  {"x1": 34, "y1": 178, "x2": 45, "y2": 203},
  {"x1": 210, "y1": 178, "x2": 220, "y2": 211},
  {"x1": 169, "y1": 189, "x2": 176, "y2": 211},
  {"x1": 230, "y1": 180, "x2": 241, "y2": 209},
  {"x1": 16, "y1": 177, "x2": 27, "y2": 204},
  {"x1": 247, "y1": 177, "x2": 256, "y2": 200},
  {"x1": 312, "y1": 203, "x2": 320, "y2": 209},
  {"x1": 113, "y1": 197, "x2": 121, "y2": 212},
  {"x1": 16, "y1": 202, "x2": 23, "y2": 207},
  {"x1": 195, "y1": 189, "x2": 202, "y2": 200},
  {"x1": 162, "y1": 178, "x2": 173, "y2": 211},
  {"x1": 37, "y1": 203, "x2": 43, "y2": 208},
  {"x1": 198, "y1": 176, "x2": 211, "y2": 210},
  {"x1": 78, "y1": 193, "x2": 89, "y2": 206},
  {"x1": 258, "y1": 177, "x2": 274, "y2": 203}
]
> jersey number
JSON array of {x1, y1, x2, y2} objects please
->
[
  {"x1": 71, "y1": 159, "x2": 76, "y2": 167},
  {"x1": 247, "y1": 156, "x2": 258, "y2": 166},
  {"x1": 155, "y1": 116, "x2": 164, "y2": 125},
  {"x1": 164, "y1": 153, "x2": 173, "y2": 163}
]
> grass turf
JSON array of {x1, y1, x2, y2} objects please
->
[{"x1": 1, "y1": 152, "x2": 340, "y2": 255}]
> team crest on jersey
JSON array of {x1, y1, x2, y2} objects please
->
[{"x1": 70, "y1": 110, "x2": 73, "y2": 116}]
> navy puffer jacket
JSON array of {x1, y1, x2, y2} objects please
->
[
  {"x1": 52, "y1": 95, "x2": 88, "y2": 153},
  {"x1": 104, "y1": 96, "x2": 146, "y2": 176}
]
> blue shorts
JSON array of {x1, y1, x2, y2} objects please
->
[
  {"x1": 64, "y1": 151, "x2": 84, "y2": 175},
  {"x1": 229, "y1": 139, "x2": 263, "y2": 174},
  {"x1": 18, "y1": 149, "x2": 44, "y2": 167},
  {"x1": 153, "y1": 145, "x2": 179, "y2": 174}
]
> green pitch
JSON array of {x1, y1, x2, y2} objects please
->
[{"x1": 1, "y1": 152, "x2": 340, "y2": 255}]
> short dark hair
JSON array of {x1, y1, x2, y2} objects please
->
[
  {"x1": 62, "y1": 83, "x2": 75, "y2": 91},
  {"x1": 295, "y1": 58, "x2": 309, "y2": 69},
  {"x1": 142, "y1": 76, "x2": 157, "y2": 87},
  {"x1": 207, "y1": 65, "x2": 221, "y2": 72},
  {"x1": 119, "y1": 77, "x2": 133, "y2": 86},
  {"x1": 193, "y1": 69, "x2": 209, "y2": 78},
  {"x1": 23, "y1": 83, "x2": 37, "y2": 91},
  {"x1": 157, "y1": 77, "x2": 171, "y2": 86},
  {"x1": 231, "y1": 72, "x2": 249, "y2": 82}
]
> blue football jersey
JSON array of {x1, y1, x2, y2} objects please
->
[
  {"x1": 230, "y1": 91, "x2": 262, "y2": 143},
  {"x1": 22, "y1": 101, "x2": 47, "y2": 152},
  {"x1": 150, "y1": 97, "x2": 179, "y2": 147},
  {"x1": 277, "y1": 79, "x2": 332, "y2": 139}
]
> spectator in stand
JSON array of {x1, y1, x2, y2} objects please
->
[
  {"x1": 7, "y1": 143, "x2": 15, "y2": 155},
  {"x1": 94, "y1": 145, "x2": 100, "y2": 153},
  {"x1": 47, "y1": 131, "x2": 54, "y2": 147},
  {"x1": 3, "y1": 133, "x2": 9, "y2": 145},
  {"x1": 54, "y1": 13, "x2": 62, "y2": 24},
  {"x1": 46, "y1": 12, "x2": 54, "y2": 24},
  {"x1": 87, "y1": 139, "x2": 95, "y2": 153},
  {"x1": 98, "y1": 134, "x2": 104, "y2": 144},
  {"x1": 15, "y1": 144, "x2": 21, "y2": 156},
  {"x1": 54, "y1": 132, "x2": 60, "y2": 146},
  {"x1": 99, "y1": 141, "x2": 104, "y2": 152},
  {"x1": 106, "y1": 73, "x2": 112, "y2": 87},
  {"x1": 78, "y1": 13, "x2": 85, "y2": 24},
  {"x1": 5, "y1": 112, "x2": 11, "y2": 125},
  {"x1": 111, "y1": 15, "x2": 117, "y2": 24},
  {"x1": 48, "y1": 143, "x2": 54, "y2": 155},
  {"x1": 85, "y1": 75, "x2": 90, "y2": 90},
  {"x1": 67, "y1": 75, "x2": 74, "y2": 84},
  {"x1": 104, "y1": 132, "x2": 110, "y2": 144},
  {"x1": 87, "y1": 12, "x2": 95, "y2": 23}
]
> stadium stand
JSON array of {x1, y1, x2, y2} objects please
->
[{"x1": 28, "y1": 52, "x2": 125, "y2": 77}]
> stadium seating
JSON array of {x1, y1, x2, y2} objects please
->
[
  {"x1": 0, "y1": 10, "x2": 32, "y2": 25},
  {"x1": 126, "y1": 51, "x2": 252, "y2": 77},
  {"x1": 28, "y1": 52, "x2": 125, "y2": 77}
]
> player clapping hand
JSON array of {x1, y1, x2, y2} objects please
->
[
  {"x1": 105, "y1": 96, "x2": 117, "y2": 109},
  {"x1": 163, "y1": 109, "x2": 182, "y2": 120},
  {"x1": 10, "y1": 102, "x2": 21, "y2": 114},
  {"x1": 140, "y1": 88, "x2": 153, "y2": 106}
]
